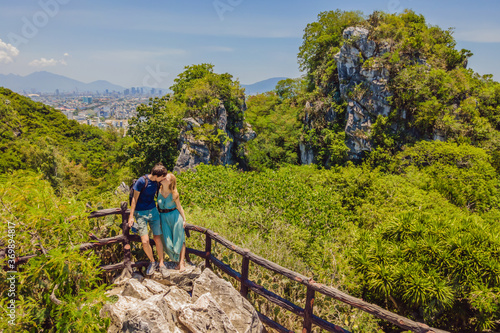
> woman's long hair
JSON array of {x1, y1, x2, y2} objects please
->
[{"x1": 166, "y1": 173, "x2": 179, "y2": 200}]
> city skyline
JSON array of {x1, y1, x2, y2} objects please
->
[{"x1": 0, "y1": 0, "x2": 499, "y2": 89}]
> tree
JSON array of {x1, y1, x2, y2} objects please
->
[
  {"x1": 127, "y1": 96, "x2": 183, "y2": 175},
  {"x1": 298, "y1": 10, "x2": 365, "y2": 92}
]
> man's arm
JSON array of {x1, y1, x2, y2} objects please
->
[{"x1": 128, "y1": 190, "x2": 141, "y2": 227}]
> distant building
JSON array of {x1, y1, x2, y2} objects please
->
[
  {"x1": 82, "y1": 96, "x2": 93, "y2": 104},
  {"x1": 124, "y1": 89, "x2": 130, "y2": 95}
]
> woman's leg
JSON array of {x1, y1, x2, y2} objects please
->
[
  {"x1": 178, "y1": 243, "x2": 186, "y2": 271},
  {"x1": 172, "y1": 213, "x2": 186, "y2": 269},
  {"x1": 160, "y1": 213, "x2": 178, "y2": 262}
]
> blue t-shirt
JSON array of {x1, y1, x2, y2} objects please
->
[{"x1": 133, "y1": 175, "x2": 159, "y2": 211}]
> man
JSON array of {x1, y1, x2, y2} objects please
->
[{"x1": 128, "y1": 163, "x2": 168, "y2": 276}]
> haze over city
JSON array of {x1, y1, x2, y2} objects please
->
[{"x1": 0, "y1": 0, "x2": 499, "y2": 89}]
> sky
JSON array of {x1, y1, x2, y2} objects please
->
[{"x1": 0, "y1": 0, "x2": 499, "y2": 89}]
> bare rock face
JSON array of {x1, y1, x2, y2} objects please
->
[
  {"x1": 174, "y1": 104, "x2": 256, "y2": 173},
  {"x1": 178, "y1": 293, "x2": 239, "y2": 333},
  {"x1": 193, "y1": 268, "x2": 265, "y2": 333},
  {"x1": 174, "y1": 118, "x2": 211, "y2": 173},
  {"x1": 334, "y1": 26, "x2": 392, "y2": 160}
]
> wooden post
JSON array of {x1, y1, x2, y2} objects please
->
[
  {"x1": 240, "y1": 250, "x2": 250, "y2": 298},
  {"x1": 205, "y1": 234, "x2": 212, "y2": 270},
  {"x1": 302, "y1": 287, "x2": 315, "y2": 333},
  {"x1": 121, "y1": 201, "x2": 133, "y2": 276}
]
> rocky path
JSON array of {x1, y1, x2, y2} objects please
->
[{"x1": 100, "y1": 263, "x2": 266, "y2": 333}]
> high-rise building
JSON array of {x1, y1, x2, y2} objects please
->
[
  {"x1": 131, "y1": 87, "x2": 136, "y2": 95},
  {"x1": 82, "y1": 96, "x2": 93, "y2": 104}
]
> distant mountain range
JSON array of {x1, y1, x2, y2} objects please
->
[
  {"x1": 241, "y1": 77, "x2": 288, "y2": 95},
  {"x1": 0, "y1": 71, "x2": 125, "y2": 94},
  {"x1": 0, "y1": 71, "x2": 288, "y2": 95}
]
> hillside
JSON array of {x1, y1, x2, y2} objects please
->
[
  {"x1": 241, "y1": 77, "x2": 288, "y2": 95},
  {"x1": 0, "y1": 87, "x2": 132, "y2": 194}
]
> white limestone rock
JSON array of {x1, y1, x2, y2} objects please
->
[
  {"x1": 121, "y1": 294, "x2": 177, "y2": 333},
  {"x1": 193, "y1": 268, "x2": 265, "y2": 333},
  {"x1": 178, "y1": 293, "x2": 238, "y2": 333},
  {"x1": 121, "y1": 278, "x2": 154, "y2": 300}
]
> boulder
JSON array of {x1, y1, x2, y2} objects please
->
[
  {"x1": 121, "y1": 278, "x2": 154, "y2": 300},
  {"x1": 193, "y1": 269, "x2": 265, "y2": 333},
  {"x1": 151, "y1": 263, "x2": 202, "y2": 293},
  {"x1": 163, "y1": 286, "x2": 191, "y2": 313},
  {"x1": 121, "y1": 294, "x2": 177, "y2": 333},
  {"x1": 178, "y1": 293, "x2": 238, "y2": 333},
  {"x1": 142, "y1": 278, "x2": 169, "y2": 295},
  {"x1": 100, "y1": 295, "x2": 139, "y2": 331},
  {"x1": 162, "y1": 286, "x2": 192, "y2": 329}
]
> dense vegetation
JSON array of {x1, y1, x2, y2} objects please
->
[
  {"x1": 0, "y1": 87, "x2": 133, "y2": 197},
  {"x1": 178, "y1": 143, "x2": 500, "y2": 332},
  {"x1": 1, "y1": 8, "x2": 500, "y2": 333}
]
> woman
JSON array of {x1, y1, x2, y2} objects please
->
[{"x1": 157, "y1": 173, "x2": 186, "y2": 271}]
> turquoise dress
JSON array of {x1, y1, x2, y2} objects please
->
[{"x1": 157, "y1": 192, "x2": 185, "y2": 262}]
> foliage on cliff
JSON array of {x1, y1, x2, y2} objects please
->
[
  {"x1": 261, "y1": 9, "x2": 500, "y2": 168},
  {"x1": 127, "y1": 63, "x2": 247, "y2": 174}
]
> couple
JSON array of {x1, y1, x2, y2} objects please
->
[{"x1": 128, "y1": 163, "x2": 187, "y2": 275}]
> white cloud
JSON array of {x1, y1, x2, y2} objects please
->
[
  {"x1": 0, "y1": 39, "x2": 20, "y2": 64},
  {"x1": 29, "y1": 54, "x2": 69, "y2": 67},
  {"x1": 29, "y1": 58, "x2": 59, "y2": 67}
]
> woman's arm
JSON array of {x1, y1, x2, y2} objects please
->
[{"x1": 174, "y1": 196, "x2": 186, "y2": 226}]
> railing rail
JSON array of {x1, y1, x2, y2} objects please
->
[{"x1": 9, "y1": 202, "x2": 449, "y2": 333}]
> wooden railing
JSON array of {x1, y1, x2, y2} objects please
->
[{"x1": 12, "y1": 202, "x2": 449, "y2": 333}]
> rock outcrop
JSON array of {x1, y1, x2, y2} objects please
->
[
  {"x1": 100, "y1": 264, "x2": 266, "y2": 333},
  {"x1": 192, "y1": 268, "x2": 264, "y2": 333},
  {"x1": 334, "y1": 26, "x2": 392, "y2": 160},
  {"x1": 174, "y1": 103, "x2": 256, "y2": 173}
]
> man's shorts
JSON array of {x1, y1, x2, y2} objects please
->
[{"x1": 133, "y1": 207, "x2": 162, "y2": 237}]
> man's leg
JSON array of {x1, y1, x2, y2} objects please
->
[
  {"x1": 141, "y1": 234, "x2": 155, "y2": 263},
  {"x1": 136, "y1": 211, "x2": 156, "y2": 263},
  {"x1": 149, "y1": 208, "x2": 165, "y2": 268},
  {"x1": 153, "y1": 235, "x2": 164, "y2": 267}
]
